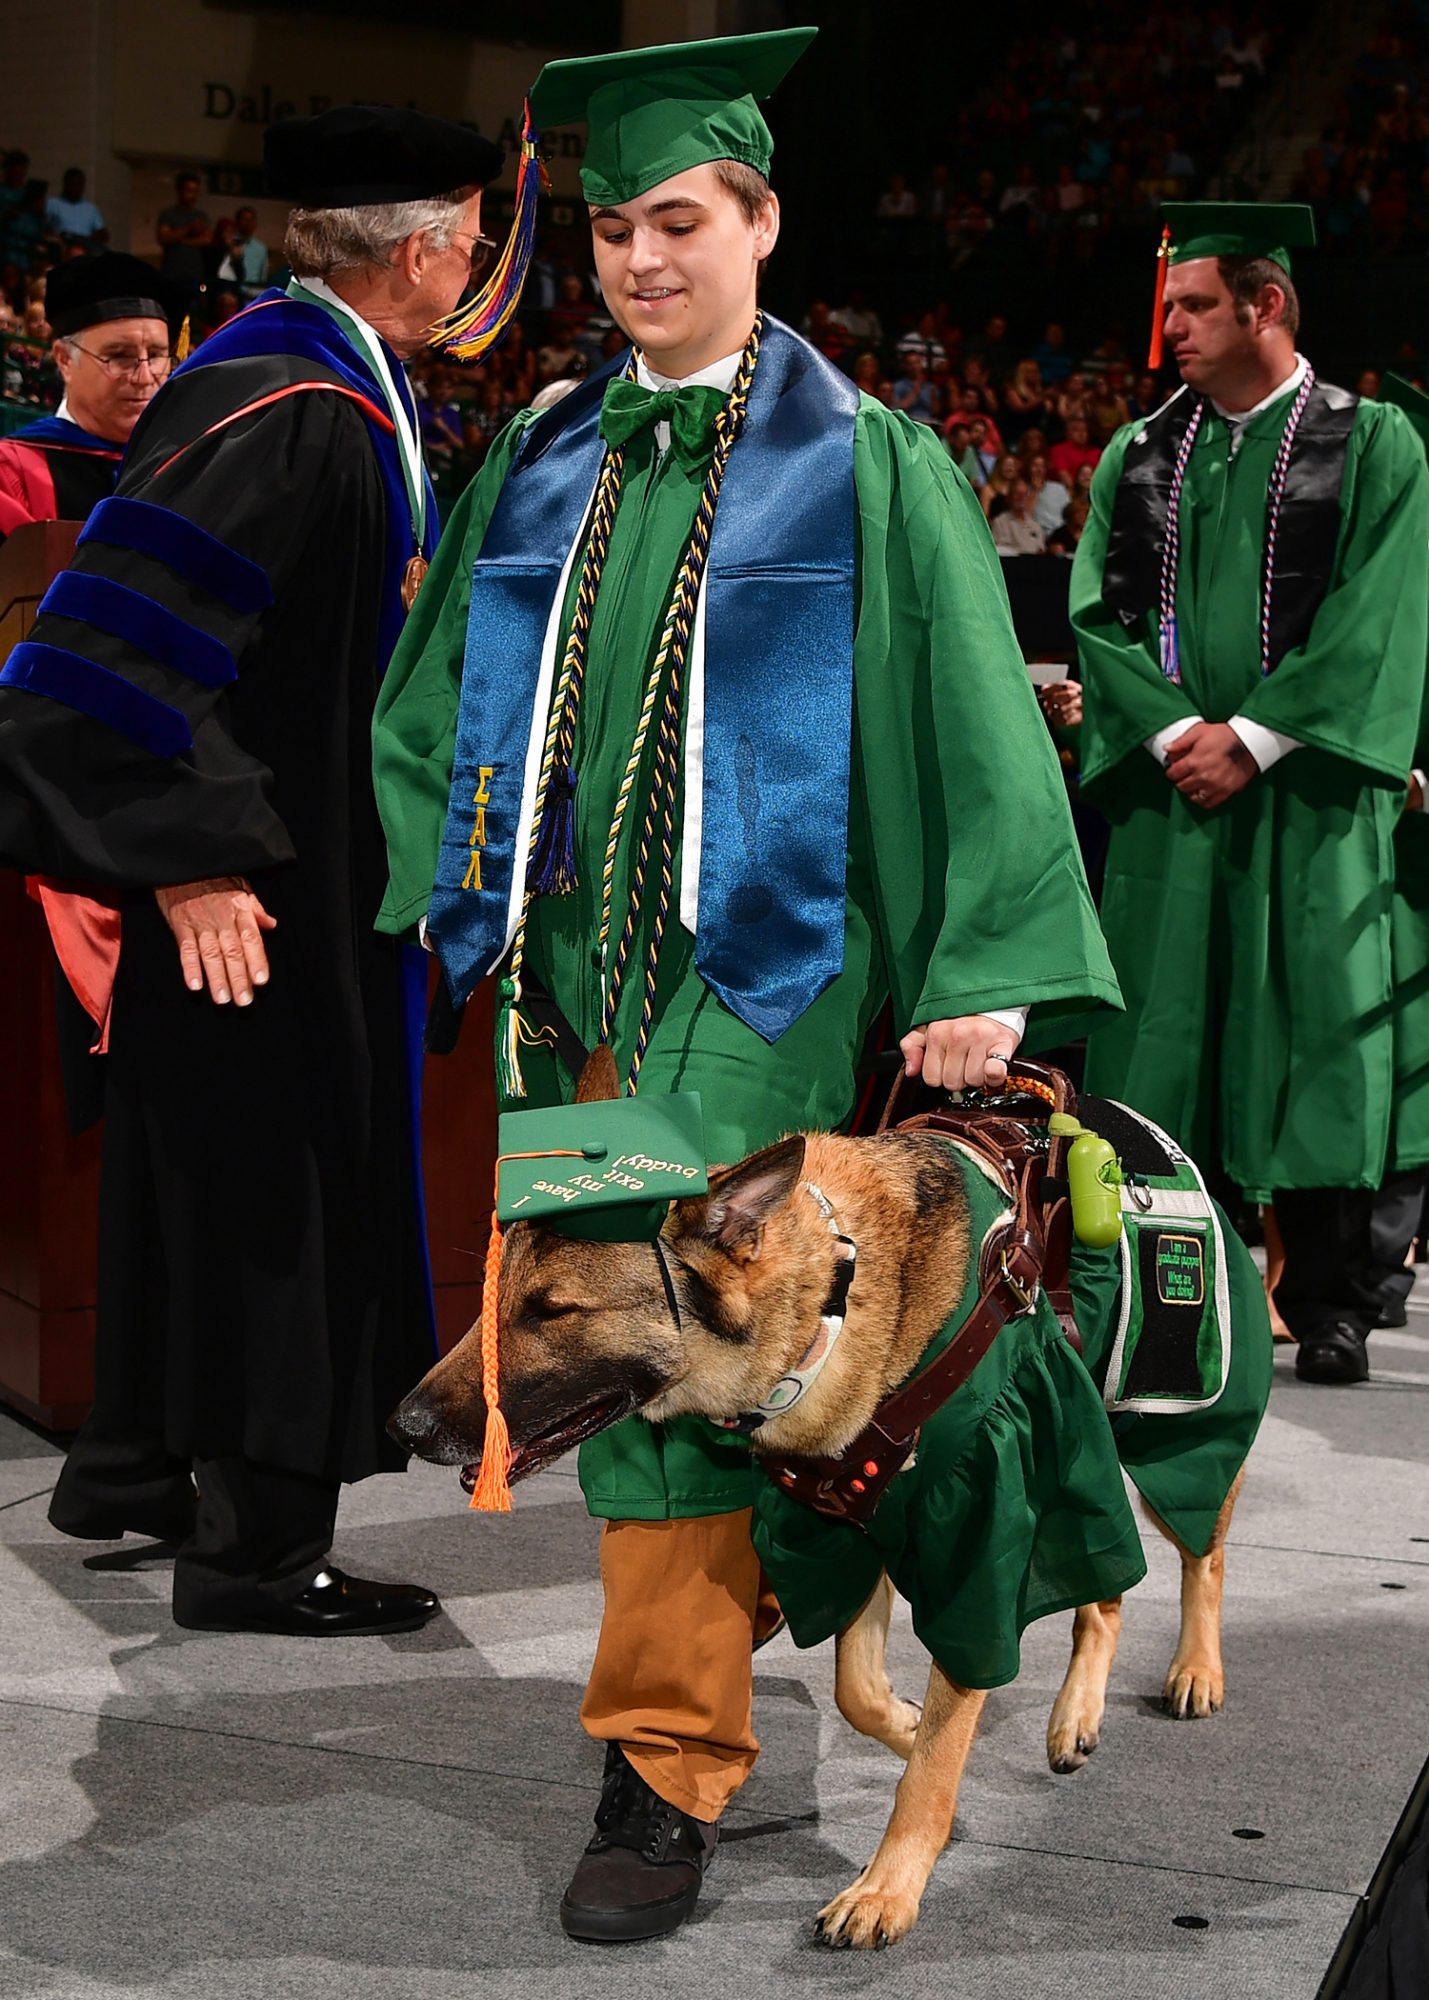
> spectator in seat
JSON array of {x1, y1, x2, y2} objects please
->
[
  {"x1": 0, "y1": 182, "x2": 50, "y2": 273},
  {"x1": 1127, "y1": 371, "x2": 1164, "y2": 421},
  {"x1": 1048, "y1": 494, "x2": 1090, "y2": 554},
  {"x1": 851, "y1": 350, "x2": 891, "y2": 405},
  {"x1": 156, "y1": 172, "x2": 212, "y2": 292},
  {"x1": 896, "y1": 309, "x2": 946, "y2": 370},
  {"x1": 830, "y1": 286, "x2": 882, "y2": 346},
  {"x1": 46, "y1": 169, "x2": 107, "y2": 248},
  {"x1": 946, "y1": 419, "x2": 983, "y2": 485},
  {"x1": 980, "y1": 450, "x2": 1022, "y2": 521},
  {"x1": 969, "y1": 414, "x2": 997, "y2": 479},
  {"x1": 463, "y1": 375, "x2": 515, "y2": 467},
  {"x1": 217, "y1": 206, "x2": 269, "y2": 297},
  {"x1": 892, "y1": 349, "x2": 940, "y2": 425},
  {"x1": 1049, "y1": 414, "x2": 1101, "y2": 483},
  {"x1": 1002, "y1": 358, "x2": 1053, "y2": 442},
  {"x1": 1026, "y1": 449, "x2": 1071, "y2": 534},
  {"x1": 0, "y1": 151, "x2": 30, "y2": 225},
  {"x1": 991, "y1": 476, "x2": 1047, "y2": 553},
  {"x1": 1035, "y1": 320, "x2": 1073, "y2": 385},
  {"x1": 1089, "y1": 366, "x2": 1131, "y2": 444},
  {"x1": 1056, "y1": 371, "x2": 1090, "y2": 427},
  {"x1": 802, "y1": 298, "x2": 851, "y2": 363},
  {"x1": 875, "y1": 171, "x2": 917, "y2": 220}
]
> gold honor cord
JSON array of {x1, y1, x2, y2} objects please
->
[{"x1": 495, "y1": 314, "x2": 764, "y2": 1100}]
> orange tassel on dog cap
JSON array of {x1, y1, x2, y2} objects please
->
[{"x1": 469, "y1": 1200, "x2": 513, "y2": 1512}]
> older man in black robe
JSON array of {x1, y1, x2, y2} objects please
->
[{"x1": 0, "y1": 107, "x2": 507, "y2": 1634}]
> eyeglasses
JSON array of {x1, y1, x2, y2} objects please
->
[
  {"x1": 67, "y1": 339, "x2": 172, "y2": 381},
  {"x1": 449, "y1": 231, "x2": 499, "y2": 280}
]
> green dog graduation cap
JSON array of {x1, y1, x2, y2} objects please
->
[
  {"x1": 496, "y1": 1092, "x2": 708, "y2": 1242},
  {"x1": 469, "y1": 1089, "x2": 708, "y2": 1515},
  {"x1": 529, "y1": 27, "x2": 816, "y2": 206}
]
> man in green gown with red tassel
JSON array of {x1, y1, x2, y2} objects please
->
[
  {"x1": 1072, "y1": 204, "x2": 1429, "y2": 1386},
  {"x1": 375, "y1": 28, "x2": 1124, "y2": 1941}
]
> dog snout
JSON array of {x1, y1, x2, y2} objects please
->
[{"x1": 387, "y1": 1389, "x2": 442, "y2": 1456}]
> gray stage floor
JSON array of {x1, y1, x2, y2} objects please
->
[{"x1": 2, "y1": 1301, "x2": 1426, "y2": 2000}]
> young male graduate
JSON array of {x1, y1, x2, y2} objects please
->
[
  {"x1": 0, "y1": 105, "x2": 514, "y2": 1634},
  {"x1": 0, "y1": 253, "x2": 185, "y2": 536},
  {"x1": 1071, "y1": 204, "x2": 1429, "y2": 1386},
  {"x1": 374, "y1": 29, "x2": 1122, "y2": 1941}
]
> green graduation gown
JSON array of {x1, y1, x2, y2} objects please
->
[
  {"x1": 374, "y1": 386, "x2": 1121, "y2": 1520},
  {"x1": 751, "y1": 1152, "x2": 1269, "y2": 1686},
  {"x1": 1072, "y1": 392, "x2": 1429, "y2": 1196}
]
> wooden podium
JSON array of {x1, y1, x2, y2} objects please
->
[{"x1": 0, "y1": 520, "x2": 495, "y2": 1432}]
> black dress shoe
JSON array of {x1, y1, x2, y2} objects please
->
[
  {"x1": 174, "y1": 1565, "x2": 440, "y2": 1637},
  {"x1": 47, "y1": 1494, "x2": 198, "y2": 1546},
  {"x1": 1374, "y1": 1298, "x2": 1409, "y2": 1330},
  {"x1": 1295, "y1": 1323, "x2": 1370, "y2": 1385},
  {"x1": 560, "y1": 1745, "x2": 717, "y2": 1942}
]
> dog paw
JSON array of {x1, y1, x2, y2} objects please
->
[
  {"x1": 1163, "y1": 1660, "x2": 1224, "y2": 1719},
  {"x1": 1046, "y1": 1719, "x2": 1100, "y2": 1773},
  {"x1": 815, "y1": 1875, "x2": 921, "y2": 1950},
  {"x1": 1046, "y1": 1692, "x2": 1103, "y2": 1772}
]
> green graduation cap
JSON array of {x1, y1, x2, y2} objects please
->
[
  {"x1": 529, "y1": 27, "x2": 816, "y2": 207},
  {"x1": 1162, "y1": 202, "x2": 1317, "y2": 274},
  {"x1": 1382, "y1": 375, "x2": 1429, "y2": 456},
  {"x1": 496, "y1": 1091, "x2": 708, "y2": 1242}
]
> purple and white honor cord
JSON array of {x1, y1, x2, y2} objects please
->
[
  {"x1": 1157, "y1": 400, "x2": 1204, "y2": 684},
  {"x1": 1258, "y1": 366, "x2": 1315, "y2": 677}
]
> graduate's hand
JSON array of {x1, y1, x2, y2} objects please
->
[
  {"x1": 1407, "y1": 772, "x2": 1424, "y2": 814},
  {"x1": 1163, "y1": 721, "x2": 1257, "y2": 809},
  {"x1": 1039, "y1": 680, "x2": 1082, "y2": 728},
  {"x1": 901, "y1": 1015, "x2": 1023, "y2": 1093},
  {"x1": 154, "y1": 877, "x2": 277, "y2": 1007}
]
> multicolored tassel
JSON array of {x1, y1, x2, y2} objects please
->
[{"x1": 432, "y1": 99, "x2": 548, "y2": 363}]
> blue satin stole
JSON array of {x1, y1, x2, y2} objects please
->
[{"x1": 427, "y1": 315, "x2": 859, "y2": 1044}]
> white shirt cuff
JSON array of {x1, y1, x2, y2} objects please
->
[
  {"x1": 1228, "y1": 715, "x2": 1301, "y2": 772},
  {"x1": 1146, "y1": 716, "x2": 1204, "y2": 766},
  {"x1": 1413, "y1": 769, "x2": 1428, "y2": 810},
  {"x1": 981, "y1": 1006, "x2": 1028, "y2": 1042}
]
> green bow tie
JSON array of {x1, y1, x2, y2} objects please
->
[{"x1": 599, "y1": 376, "x2": 728, "y2": 471}]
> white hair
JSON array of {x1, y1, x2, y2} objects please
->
[{"x1": 283, "y1": 189, "x2": 468, "y2": 279}]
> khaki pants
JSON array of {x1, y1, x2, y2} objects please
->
[{"x1": 579, "y1": 1509, "x2": 782, "y2": 1820}]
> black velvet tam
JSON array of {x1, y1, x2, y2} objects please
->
[
  {"x1": 47, "y1": 252, "x2": 190, "y2": 339},
  {"x1": 264, "y1": 105, "x2": 504, "y2": 207}
]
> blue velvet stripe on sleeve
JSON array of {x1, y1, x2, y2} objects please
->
[
  {"x1": 38, "y1": 573, "x2": 238, "y2": 689},
  {"x1": 0, "y1": 643, "x2": 193, "y2": 757},
  {"x1": 78, "y1": 497, "x2": 273, "y2": 615}
]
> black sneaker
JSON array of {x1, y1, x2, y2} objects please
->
[
  {"x1": 1294, "y1": 1322, "x2": 1370, "y2": 1385},
  {"x1": 560, "y1": 1745, "x2": 717, "y2": 1942}
]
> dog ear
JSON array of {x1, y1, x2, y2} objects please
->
[
  {"x1": 574, "y1": 1045, "x2": 621, "y2": 1104},
  {"x1": 692, "y1": 1135, "x2": 806, "y2": 1263}
]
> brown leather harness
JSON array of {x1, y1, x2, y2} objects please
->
[{"x1": 760, "y1": 1060, "x2": 1081, "y2": 1527}]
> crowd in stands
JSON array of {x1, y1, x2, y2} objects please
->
[
  {"x1": 855, "y1": 1, "x2": 1289, "y2": 292},
  {"x1": 1, "y1": 152, "x2": 268, "y2": 411},
  {"x1": 1292, "y1": 8, "x2": 1429, "y2": 255}
]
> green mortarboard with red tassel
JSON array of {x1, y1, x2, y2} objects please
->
[{"x1": 1147, "y1": 202, "x2": 1317, "y2": 369}]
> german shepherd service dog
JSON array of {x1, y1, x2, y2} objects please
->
[{"x1": 392, "y1": 1078, "x2": 1244, "y2": 1950}]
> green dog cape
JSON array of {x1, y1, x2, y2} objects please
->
[{"x1": 751, "y1": 1107, "x2": 1271, "y2": 1691}]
